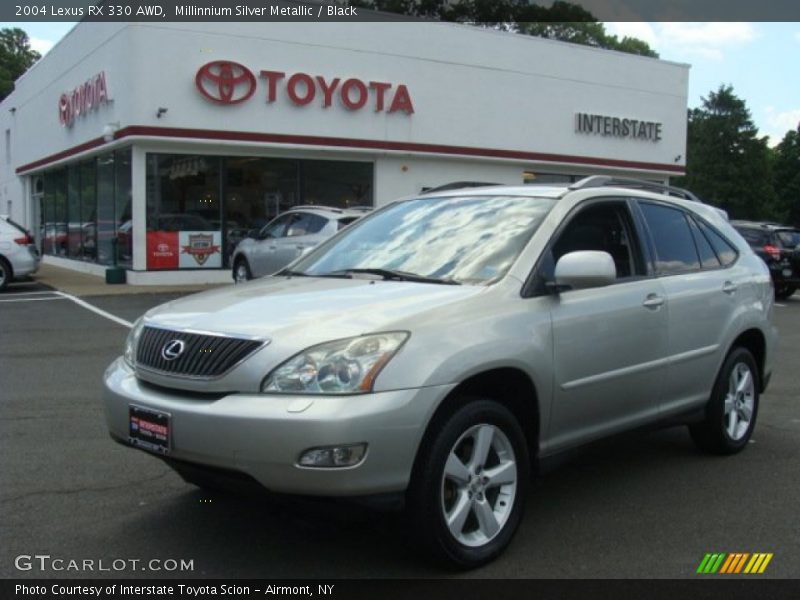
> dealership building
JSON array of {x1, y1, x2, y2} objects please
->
[{"x1": 0, "y1": 21, "x2": 689, "y2": 284}]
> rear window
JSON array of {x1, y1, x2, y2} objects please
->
[
  {"x1": 776, "y1": 230, "x2": 800, "y2": 249},
  {"x1": 337, "y1": 217, "x2": 358, "y2": 230},
  {"x1": 734, "y1": 227, "x2": 768, "y2": 246},
  {"x1": 639, "y1": 202, "x2": 700, "y2": 274}
]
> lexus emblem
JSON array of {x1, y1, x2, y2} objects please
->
[
  {"x1": 161, "y1": 340, "x2": 186, "y2": 361},
  {"x1": 195, "y1": 60, "x2": 256, "y2": 105}
]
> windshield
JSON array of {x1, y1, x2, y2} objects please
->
[{"x1": 291, "y1": 195, "x2": 556, "y2": 285}]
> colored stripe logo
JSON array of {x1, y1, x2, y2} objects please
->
[{"x1": 697, "y1": 553, "x2": 773, "y2": 574}]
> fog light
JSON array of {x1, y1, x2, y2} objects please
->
[{"x1": 298, "y1": 443, "x2": 367, "y2": 468}]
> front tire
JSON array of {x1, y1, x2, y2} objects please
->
[
  {"x1": 232, "y1": 257, "x2": 252, "y2": 284},
  {"x1": 689, "y1": 347, "x2": 759, "y2": 455},
  {"x1": 407, "y1": 398, "x2": 529, "y2": 569}
]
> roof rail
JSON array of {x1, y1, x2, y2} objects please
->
[
  {"x1": 289, "y1": 205, "x2": 344, "y2": 213},
  {"x1": 344, "y1": 206, "x2": 374, "y2": 212},
  {"x1": 569, "y1": 176, "x2": 702, "y2": 203},
  {"x1": 421, "y1": 181, "x2": 501, "y2": 194}
]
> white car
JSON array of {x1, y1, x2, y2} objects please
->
[{"x1": 0, "y1": 215, "x2": 40, "y2": 291}]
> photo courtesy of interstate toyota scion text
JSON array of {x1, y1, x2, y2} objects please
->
[{"x1": 104, "y1": 177, "x2": 777, "y2": 568}]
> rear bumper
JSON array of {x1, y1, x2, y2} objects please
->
[
  {"x1": 103, "y1": 357, "x2": 453, "y2": 496},
  {"x1": 10, "y1": 248, "x2": 39, "y2": 278}
]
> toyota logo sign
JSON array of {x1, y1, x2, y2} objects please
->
[{"x1": 195, "y1": 61, "x2": 256, "y2": 105}]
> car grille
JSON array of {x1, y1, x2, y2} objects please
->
[{"x1": 136, "y1": 326, "x2": 264, "y2": 379}]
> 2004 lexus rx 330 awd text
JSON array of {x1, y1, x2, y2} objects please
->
[{"x1": 104, "y1": 177, "x2": 777, "y2": 568}]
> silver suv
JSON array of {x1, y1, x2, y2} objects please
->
[
  {"x1": 0, "y1": 215, "x2": 40, "y2": 291},
  {"x1": 104, "y1": 178, "x2": 777, "y2": 568},
  {"x1": 231, "y1": 206, "x2": 370, "y2": 282}
]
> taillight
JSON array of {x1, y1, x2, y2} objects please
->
[
  {"x1": 763, "y1": 245, "x2": 781, "y2": 261},
  {"x1": 13, "y1": 234, "x2": 33, "y2": 245}
]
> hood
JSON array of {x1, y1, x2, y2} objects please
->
[{"x1": 144, "y1": 275, "x2": 485, "y2": 345}]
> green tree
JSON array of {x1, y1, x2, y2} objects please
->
[
  {"x1": 348, "y1": 1, "x2": 658, "y2": 57},
  {"x1": 675, "y1": 85, "x2": 775, "y2": 220},
  {"x1": 0, "y1": 28, "x2": 41, "y2": 101},
  {"x1": 773, "y1": 125, "x2": 800, "y2": 226}
]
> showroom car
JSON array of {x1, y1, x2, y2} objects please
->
[
  {"x1": 104, "y1": 177, "x2": 777, "y2": 568},
  {"x1": 230, "y1": 206, "x2": 370, "y2": 282},
  {"x1": 0, "y1": 215, "x2": 40, "y2": 291},
  {"x1": 731, "y1": 220, "x2": 800, "y2": 300}
]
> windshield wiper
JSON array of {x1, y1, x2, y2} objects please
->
[
  {"x1": 280, "y1": 269, "x2": 312, "y2": 277},
  {"x1": 325, "y1": 268, "x2": 461, "y2": 285}
]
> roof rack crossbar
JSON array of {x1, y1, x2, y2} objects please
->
[{"x1": 568, "y1": 176, "x2": 702, "y2": 203}]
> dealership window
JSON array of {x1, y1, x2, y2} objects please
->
[
  {"x1": 302, "y1": 160, "x2": 373, "y2": 208},
  {"x1": 38, "y1": 149, "x2": 132, "y2": 265},
  {"x1": 146, "y1": 153, "x2": 373, "y2": 270},
  {"x1": 115, "y1": 149, "x2": 132, "y2": 267},
  {"x1": 222, "y1": 157, "x2": 299, "y2": 260}
]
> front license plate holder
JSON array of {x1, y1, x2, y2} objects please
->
[{"x1": 129, "y1": 405, "x2": 171, "y2": 455}]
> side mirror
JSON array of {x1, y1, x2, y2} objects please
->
[{"x1": 553, "y1": 251, "x2": 616, "y2": 291}]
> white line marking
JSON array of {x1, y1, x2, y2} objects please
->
[
  {"x1": 54, "y1": 291, "x2": 133, "y2": 328},
  {"x1": 3, "y1": 290, "x2": 59, "y2": 296},
  {"x1": 0, "y1": 296, "x2": 66, "y2": 303}
]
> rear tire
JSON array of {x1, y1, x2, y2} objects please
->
[
  {"x1": 689, "y1": 347, "x2": 759, "y2": 455},
  {"x1": 776, "y1": 284, "x2": 796, "y2": 300},
  {"x1": 0, "y1": 257, "x2": 11, "y2": 292},
  {"x1": 232, "y1": 257, "x2": 252, "y2": 284},
  {"x1": 407, "y1": 398, "x2": 529, "y2": 569}
]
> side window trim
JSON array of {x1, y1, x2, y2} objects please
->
[
  {"x1": 687, "y1": 216, "x2": 722, "y2": 269},
  {"x1": 522, "y1": 196, "x2": 651, "y2": 298},
  {"x1": 694, "y1": 215, "x2": 740, "y2": 268}
]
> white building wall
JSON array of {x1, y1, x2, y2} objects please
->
[{"x1": 0, "y1": 20, "x2": 689, "y2": 281}]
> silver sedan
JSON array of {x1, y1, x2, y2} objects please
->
[{"x1": 231, "y1": 206, "x2": 370, "y2": 282}]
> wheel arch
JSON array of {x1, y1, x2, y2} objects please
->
[
  {"x1": 729, "y1": 328, "x2": 767, "y2": 393},
  {"x1": 410, "y1": 367, "x2": 540, "y2": 485}
]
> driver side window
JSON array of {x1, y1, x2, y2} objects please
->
[
  {"x1": 540, "y1": 201, "x2": 646, "y2": 286},
  {"x1": 259, "y1": 214, "x2": 292, "y2": 240}
]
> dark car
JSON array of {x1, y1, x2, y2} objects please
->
[{"x1": 731, "y1": 220, "x2": 800, "y2": 299}]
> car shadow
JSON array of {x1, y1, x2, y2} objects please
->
[{"x1": 107, "y1": 425, "x2": 728, "y2": 578}]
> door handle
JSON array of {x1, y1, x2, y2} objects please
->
[
  {"x1": 722, "y1": 281, "x2": 738, "y2": 295},
  {"x1": 295, "y1": 244, "x2": 306, "y2": 250},
  {"x1": 642, "y1": 293, "x2": 665, "y2": 309}
]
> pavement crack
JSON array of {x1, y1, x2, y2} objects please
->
[{"x1": 0, "y1": 469, "x2": 174, "y2": 505}]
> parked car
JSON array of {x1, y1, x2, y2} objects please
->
[
  {"x1": 230, "y1": 206, "x2": 370, "y2": 282},
  {"x1": 104, "y1": 177, "x2": 776, "y2": 568},
  {"x1": 731, "y1": 220, "x2": 800, "y2": 300},
  {"x1": 0, "y1": 215, "x2": 40, "y2": 291}
]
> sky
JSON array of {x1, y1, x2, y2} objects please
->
[{"x1": 3, "y1": 20, "x2": 799, "y2": 146}]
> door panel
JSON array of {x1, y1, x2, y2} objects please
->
[
  {"x1": 547, "y1": 279, "x2": 669, "y2": 450},
  {"x1": 658, "y1": 266, "x2": 746, "y2": 415}
]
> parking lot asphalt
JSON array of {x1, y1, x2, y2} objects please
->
[{"x1": 1, "y1": 278, "x2": 799, "y2": 579}]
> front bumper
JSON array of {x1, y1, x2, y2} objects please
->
[{"x1": 103, "y1": 358, "x2": 453, "y2": 496}]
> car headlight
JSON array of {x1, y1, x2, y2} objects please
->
[
  {"x1": 124, "y1": 318, "x2": 145, "y2": 368},
  {"x1": 261, "y1": 332, "x2": 409, "y2": 394}
]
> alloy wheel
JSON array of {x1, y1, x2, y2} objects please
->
[
  {"x1": 234, "y1": 263, "x2": 249, "y2": 283},
  {"x1": 440, "y1": 423, "x2": 518, "y2": 547},
  {"x1": 723, "y1": 362, "x2": 755, "y2": 441}
]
